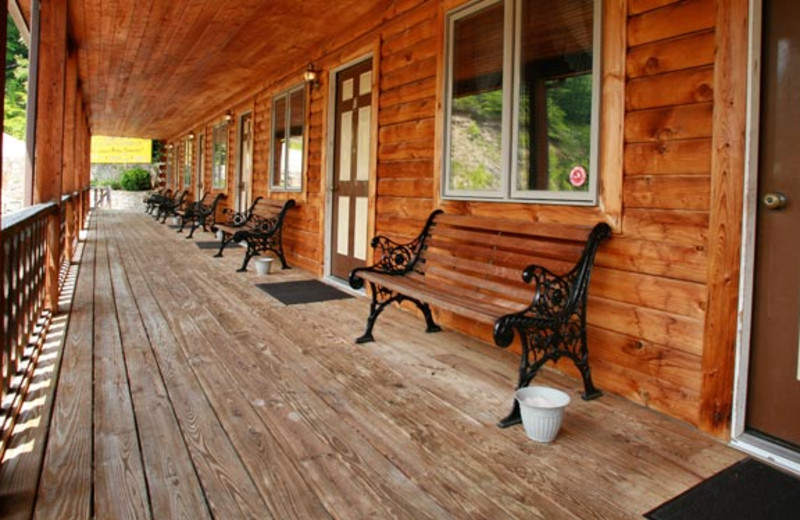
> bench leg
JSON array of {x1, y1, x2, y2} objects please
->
[
  {"x1": 496, "y1": 323, "x2": 602, "y2": 428},
  {"x1": 356, "y1": 285, "x2": 396, "y2": 343},
  {"x1": 238, "y1": 247, "x2": 256, "y2": 272},
  {"x1": 274, "y1": 248, "x2": 291, "y2": 270},
  {"x1": 214, "y1": 235, "x2": 233, "y2": 257},
  {"x1": 187, "y1": 221, "x2": 200, "y2": 239},
  {"x1": 417, "y1": 302, "x2": 441, "y2": 334}
]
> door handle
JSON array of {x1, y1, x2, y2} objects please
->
[{"x1": 763, "y1": 191, "x2": 788, "y2": 210}]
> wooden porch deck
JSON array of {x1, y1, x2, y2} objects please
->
[{"x1": 0, "y1": 209, "x2": 743, "y2": 519}]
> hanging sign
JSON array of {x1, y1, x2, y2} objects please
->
[{"x1": 91, "y1": 136, "x2": 152, "y2": 164}]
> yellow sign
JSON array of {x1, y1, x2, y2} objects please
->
[{"x1": 91, "y1": 136, "x2": 152, "y2": 164}]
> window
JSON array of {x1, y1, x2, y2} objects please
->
[
  {"x1": 212, "y1": 122, "x2": 228, "y2": 189},
  {"x1": 183, "y1": 137, "x2": 193, "y2": 188},
  {"x1": 270, "y1": 85, "x2": 305, "y2": 191},
  {"x1": 444, "y1": 0, "x2": 599, "y2": 204}
]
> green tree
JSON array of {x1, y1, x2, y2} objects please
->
[{"x1": 5, "y1": 18, "x2": 29, "y2": 140}]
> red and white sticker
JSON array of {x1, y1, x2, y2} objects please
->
[{"x1": 569, "y1": 166, "x2": 587, "y2": 188}]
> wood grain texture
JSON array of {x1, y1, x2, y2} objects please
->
[
  {"x1": 627, "y1": 31, "x2": 715, "y2": 78},
  {"x1": 92, "y1": 229, "x2": 151, "y2": 520},
  {"x1": 33, "y1": 219, "x2": 95, "y2": 520},
  {"x1": 0, "y1": 210, "x2": 746, "y2": 517},
  {"x1": 628, "y1": 0, "x2": 714, "y2": 47},
  {"x1": 699, "y1": 0, "x2": 748, "y2": 438}
]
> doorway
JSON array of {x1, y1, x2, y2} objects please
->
[
  {"x1": 745, "y1": 0, "x2": 800, "y2": 449},
  {"x1": 328, "y1": 57, "x2": 374, "y2": 280},
  {"x1": 234, "y1": 112, "x2": 254, "y2": 213}
]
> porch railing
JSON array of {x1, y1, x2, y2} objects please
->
[{"x1": 1, "y1": 191, "x2": 86, "y2": 458}]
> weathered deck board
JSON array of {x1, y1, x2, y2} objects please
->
[
  {"x1": 33, "y1": 217, "x2": 96, "y2": 520},
  {"x1": 103, "y1": 219, "x2": 212, "y2": 519},
  {"x1": 1, "y1": 210, "x2": 744, "y2": 519},
  {"x1": 92, "y1": 225, "x2": 152, "y2": 520}
]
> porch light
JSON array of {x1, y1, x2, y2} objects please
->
[
  {"x1": 188, "y1": 132, "x2": 195, "y2": 140},
  {"x1": 304, "y1": 64, "x2": 320, "y2": 89},
  {"x1": 166, "y1": 143, "x2": 174, "y2": 149},
  {"x1": 224, "y1": 111, "x2": 233, "y2": 124}
]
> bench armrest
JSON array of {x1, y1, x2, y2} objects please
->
[
  {"x1": 221, "y1": 207, "x2": 250, "y2": 227},
  {"x1": 349, "y1": 209, "x2": 443, "y2": 289}
]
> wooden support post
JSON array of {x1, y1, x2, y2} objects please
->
[
  {"x1": 699, "y1": 0, "x2": 749, "y2": 438},
  {"x1": 0, "y1": 0, "x2": 7, "y2": 377},
  {"x1": 33, "y1": 0, "x2": 69, "y2": 312}
]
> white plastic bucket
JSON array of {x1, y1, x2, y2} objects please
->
[
  {"x1": 515, "y1": 386, "x2": 571, "y2": 443},
  {"x1": 255, "y1": 257, "x2": 273, "y2": 275}
]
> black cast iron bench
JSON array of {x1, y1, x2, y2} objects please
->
[
  {"x1": 144, "y1": 188, "x2": 170, "y2": 214},
  {"x1": 212, "y1": 198, "x2": 296, "y2": 272},
  {"x1": 176, "y1": 192, "x2": 226, "y2": 238},
  {"x1": 155, "y1": 189, "x2": 188, "y2": 223},
  {"x1": 349, "y1": 210, "x2": 611, "y2": 428}
]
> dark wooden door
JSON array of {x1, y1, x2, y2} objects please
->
[
  {"x1": 746, "y1": 0, "x2": 800, "y2": 449},
  {"x1": 331, "y1": 58, "x2": 373, "y2": 280}
]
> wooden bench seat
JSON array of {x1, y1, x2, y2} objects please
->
[
  {"x1": 211, "y1": 197, "x2": 296, "y2": 272},
  {"x1": 176, "y1": 192, "x2": 225, "y2": 238},
  {"x1": 349, "y1": 210, "x2": 611, "y2": 428}
]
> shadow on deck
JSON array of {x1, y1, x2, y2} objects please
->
[{"x1": 0, "y1": 209, "x2": 743, "y2": 519}]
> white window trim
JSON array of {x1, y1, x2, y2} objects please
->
[
  {"x1": 270, "y1": 83, "x2": 306, "y2": 193},
  {"x1": 443, "y1": 0, "x2": 601, "y2": 205}
]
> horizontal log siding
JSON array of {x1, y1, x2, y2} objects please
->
[{"x1": 164, "y1": 0, "x2": 728, "y2": 430}]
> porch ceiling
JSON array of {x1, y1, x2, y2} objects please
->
[{"x1": 67, "y1": 0, "x2": 393, "y2": 139}]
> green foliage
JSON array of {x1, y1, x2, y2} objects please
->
[
  {"x1": 5, "y1": 18, "x2": 29, "y2": 140},
  {"x1": 544, "y1": 75, "x2": 592, "y2": 191},
  {"x1": 91, "y1": 178, "x2": 122, "y2": 190},
  {"x1": 119, "y1": 167, "x2": 152, "y2": 191},
  {"x1": 452, "y1": 90, "x2": 503, "y2": 122}
]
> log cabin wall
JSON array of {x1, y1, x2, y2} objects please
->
[{"x1": 163, "y1": 0, "x2": 746, "y2": 435}]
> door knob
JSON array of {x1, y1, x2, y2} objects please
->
[{"x1": 763, "y1": 191, "x2": 788, "y2": 210}]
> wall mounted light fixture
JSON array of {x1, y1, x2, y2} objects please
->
[
  {"x1": 188, "y1": 132, "x2": 195, "y2": 140},
  {"x1": 224, "y1": 111, "x2": 233, "y2": 124},
  {"x1": 304, "y1": 63, "x2": 320, "y2": 89}
]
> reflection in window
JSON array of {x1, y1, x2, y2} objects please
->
[
  {"x1": 271, "y1": 85, "x2": 305, "y2": 191},
  {"x1": 212, "y1": 122, "x2": 227, "y2": 189},
  {"x1": 445, "y1": 0, "x2": 597, "y2": 203},
  {"x1": 183, "y1": 137, "x2": 193, "y2": 188}
]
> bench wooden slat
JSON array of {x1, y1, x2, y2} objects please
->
[{"x1": 358, "y1": 271, "x2": 511, "y2": 324}]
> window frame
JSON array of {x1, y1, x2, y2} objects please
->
[
  {"x1": 269, "y1": 83, "x2": 306, "y2": 193},
  {"x1": 211, "y1": 121, "x2": 228, "y2": 190},
  {"x1": 443, "y1": 0, "x2": 601, "y2": 205}
]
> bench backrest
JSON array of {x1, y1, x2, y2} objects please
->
[
  {"x1": 413, "y1": 212, "x2": 609, "y2": 310},
  {"x1": 250, "y1": 198, "x2": 296, "y2": 227}
]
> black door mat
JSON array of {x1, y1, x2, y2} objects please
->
[
  {"x1": 645, "y1": 458, "x2": 800, "y2": 519},
  {"x1": 256, "y1": 280, "x2": 353, "y2": 305},
  {"x1": 195, "y1": 241, "x2": 241, "y2": 249}
]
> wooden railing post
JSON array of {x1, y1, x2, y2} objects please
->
[{"x1": 45, "y1": 211, "x2": 60, "y2": 313}]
